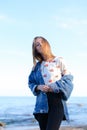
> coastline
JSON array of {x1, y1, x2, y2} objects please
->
[
  {"x1": 1, "y1": 125, "x2": 87, "y2": 130},
  {"x1": 0, "y1": 96, "x2": 87, "y2": 130}
]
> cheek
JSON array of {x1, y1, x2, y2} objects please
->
[
  {"x1": 36, "y1": 46, "x2": 41, "y2": 50},
  {"x1": 36, "y1": 46, "x2": 42, "y2": 53},
  {"x1": 43, "y1": 45, "x2": 48, "y2": 52}
]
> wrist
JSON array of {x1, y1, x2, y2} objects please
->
[
  {"x1": 36, "y1": 85, "x2": 41, "y2": 90},
  {"x1": 35, "y1": 85, "x2": 39, "y2": 92}
]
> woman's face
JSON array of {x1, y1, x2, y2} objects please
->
[{"x1": 34, "y1": 38, "x2": 44, "y2": 54}]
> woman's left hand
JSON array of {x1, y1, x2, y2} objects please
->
[{"x1": 42, "y1": 85, "x2": 53, "y2": 92}]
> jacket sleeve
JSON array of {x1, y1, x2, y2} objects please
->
[
  {"x1": 49, "y1": 74, "x2": 73, "y2": 101},
  {"x1": 28, "y1": 70, "x2": 40, "y2": 96}
]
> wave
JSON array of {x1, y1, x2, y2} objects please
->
[{"x1": 0, "y1": 96, "x2": 87, "y2": 127}]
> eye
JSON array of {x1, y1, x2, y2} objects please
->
[{"x1": 35, "y1": 42, "x2": 40, "y2": 47}]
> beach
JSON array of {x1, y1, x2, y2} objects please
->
[
  {"x1": 0, "y1": 125, "x2": 87, "y2": 130},
  {"x1": 0, "y1": 96, "x2": 87, "y2": 130}
]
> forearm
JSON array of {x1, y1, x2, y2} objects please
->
[
  {"x1": 49, "y1": 74, "x2": 73, "y2": 100},
  {"x1": 36, "y1": 85, "x2": 53, "y2": 92}
]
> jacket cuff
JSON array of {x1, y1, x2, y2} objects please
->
[
  {"x1": 33, "y1": 85, "x2": 40, "y2": 96},
  {"x1": 49, "y1": 83, "x2": 59, "y2": 93}
]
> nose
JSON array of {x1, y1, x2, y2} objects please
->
[{"x1": 35, "y1": 42, "x2": 41, "y2": 48}]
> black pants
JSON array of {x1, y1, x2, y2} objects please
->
[{"x1": 34, "y1": 93, "x2": 64, "y2": 130}]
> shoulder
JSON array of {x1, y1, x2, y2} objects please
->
[
  {"x1": 58, "y1": 57, "x2": 65, "y2": 61},
  {"x1": 32, "y1": 62, "x2": 41, "y2": 71},
  {"x1": 55, "y1": 56, "x2": 65, "y2": 63}
]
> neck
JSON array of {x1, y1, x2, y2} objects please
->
[{"x1": 42, "y1": 54, "x2": 55, "y2": 62}]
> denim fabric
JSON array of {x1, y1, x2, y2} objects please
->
[{"x1": 28, "y1": 62, "x2": 73, "y2": 121}]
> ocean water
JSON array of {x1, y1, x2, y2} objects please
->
[{"x1": 0, "y1": 96, "x2": 87, "y2": 128}]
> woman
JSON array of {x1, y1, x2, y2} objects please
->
[{"x1": 28, "y1": 36, "x2": 73, "y2": 130}]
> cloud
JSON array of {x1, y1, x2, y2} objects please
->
[
  {"x1": 0, "y1": 15, "x2": 6, "y2": 20},
  {"x1": 0, "y1": 14, "x2": 17, "y2": 24},
  {"x1": 53, "y1": 16, "x2": 87, "y2": 30},
  {"x1": 0, "y1": 49, "x2": 26, "y2": 57},
  {"x1": 59, "y1": 23, "x2": 69, "y2": 29},
  {"x1": 0, "y1": 14, "x2": 31, "y2": 27}
]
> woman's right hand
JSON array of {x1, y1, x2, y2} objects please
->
[{"x1": 37, "y1": 85, "x2": 53, "y2": 93}]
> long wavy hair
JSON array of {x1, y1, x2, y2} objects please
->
[{"x1": 32, "y1": 36, "x2": 54, "y2": 66}]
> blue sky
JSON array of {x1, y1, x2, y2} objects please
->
[{"x1": 0, "y1": 0, "x2": 87, "y2": 97}]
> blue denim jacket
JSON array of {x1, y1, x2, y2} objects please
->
[{"x1": 28, "y1": 62, "x2": 73, "y2": 121}]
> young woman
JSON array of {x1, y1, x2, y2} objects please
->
[{"x1": 28, "y1": 36, "x2": 73, "y2": 130}]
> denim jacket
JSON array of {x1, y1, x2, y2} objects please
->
[{"x1": 28, "y1": 62, "x2": 73, "y2": 121}]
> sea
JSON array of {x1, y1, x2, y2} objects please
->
[{"x1": 0, "y1": 96, "x2": 87, "y2": 128}]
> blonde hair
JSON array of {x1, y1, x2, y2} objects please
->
[{"x1": 32, "y1": 36, "x2": 53, "y2": 66}]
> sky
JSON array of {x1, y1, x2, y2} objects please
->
[{"x1": 0, "y1": 0, "x2": 87, "y2": 97}]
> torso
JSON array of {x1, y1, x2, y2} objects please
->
[{"x1": 41, "y1": 57, "x2": 62, "y2": 85}]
